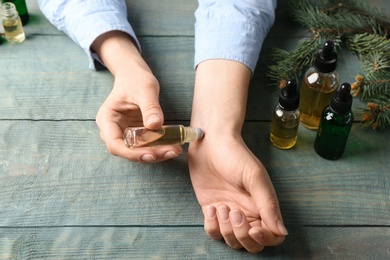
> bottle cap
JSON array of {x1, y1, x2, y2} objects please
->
[
  {"x1": 315, "y1": 41, "x2": 338, "y2": 73},
  {"x1": 330, "y1": 83, "x2": 353, "y2": 115},
  {"x1": 279, "y1": 79, "x2": 300, "y2": 111},
  {"x1": 185, "y1": 127, "x2": 204, "y2": 142}
]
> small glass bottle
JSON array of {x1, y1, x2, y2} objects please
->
[
  {"x1": 1, "y1": 2, "x2": 25, "y2": 43},
  {"x1": 314, "y1": 83, "x2": 354, "y2": 160},
  {"x1": 124, "y1": 125, "x2": 204, "y2": 148},
  {"x1": 300, "y1": 40, "x2": 339, "y2": 130},
  {"x1": 2, "y1": 0, "x2": 29, "y2": 25},
  {"x1": 270, "y1": 79, "x2": 300, "y2": 149}
]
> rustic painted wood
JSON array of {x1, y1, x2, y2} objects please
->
[
  {"x1": 0, "y1": 0, "x2": 389, "y2": 259},
  {"x1": 0, "y1": 121, "x2": 388, "y2": 226},
  {"x1": 0, "y1": 227, "x2": 389, "y2": 259}
]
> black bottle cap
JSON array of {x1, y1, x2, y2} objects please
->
[
  {"x1": 279, "y1": 79, "x2": 300, "y2": 111},
  {"x1": 330, "y1": 83, "x2": 353, "y2": 115},
  {"x1": 315, "y1": 40, "x2": 338, "y2": 73}
]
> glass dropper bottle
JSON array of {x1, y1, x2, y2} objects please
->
[
  {"x1": 314, "y1": 83, "x2": 354, "y2": 160},
  {"x1": 270, "y1": 79, "x2": 300, "y2": 149},
  {"x1": 124, "y1": 125, "x2": 204, "y2": 148}
]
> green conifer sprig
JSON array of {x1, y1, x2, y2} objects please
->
[{"x1": 268, "y1": 0, "x2": 390, "y2": 130}]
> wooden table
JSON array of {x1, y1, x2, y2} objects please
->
[{"x1": 1, "y1": 1, "x2": 389, "y2": 259}]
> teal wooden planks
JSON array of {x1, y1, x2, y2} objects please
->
[
  {"x1": 0, "y1": 121, "x2": 389, "y2": 226},
  {"x1": 1, "y1": 0, "x2": 389, "y2": 258},
  {"x1": 0, "y1": 227, "x2": 389, "y2": 259}
]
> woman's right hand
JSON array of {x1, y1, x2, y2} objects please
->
[{"x1": 93, "y1": 31, "x2": 182, "y2": 162}]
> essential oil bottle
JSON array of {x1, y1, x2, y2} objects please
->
[
  {"x1": 124, "y1": 125, "x2": 204, "y2": 148},
  {"x1": 300, "y1": 40, "x2": 339, "y2": 130},
  {"x1": 314, "y1": 83, "x2": 354, "y2": 160},
  {"x1": 1, "y1": 2, "x2": 25, "y2": 43},
  {"x1": 2, "y1": 0, "x2": 29, "y2": 25},
  {"x1": 270, "y1": 79, "x2": 300, "y2": 149}
]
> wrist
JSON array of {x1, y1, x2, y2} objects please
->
[
  {"x1": 190, "y1": 60, "x2": 251, "y2": 136},
  {"x1": 91, "y1": 31, "x2": 150, "y2": 77}
]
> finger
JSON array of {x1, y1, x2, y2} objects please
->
[
  {"x1": 249, "y1": 225, "x2": 285, "y2": 247},
  {"x1": 203, "y1": 206, "x2": 222, "y2": 240},
  {"x1": 110, "y1": 139, "x2": 182, "y2": 163},
  {"x1": 137, "y1": 84, "x2": 164, "y2": 130},
  {"x1": 216, "y1": 206, "x2": 242, "y2": 249},
  {"x1": 250, "y1": 165, "x2": 288, "y2": 237},
  {"x1": 230, "y1": 210, "x2": 265, "y2": 253},
  {"x1": 99, "y1": 120, "x2": 182, "y2": 162}
]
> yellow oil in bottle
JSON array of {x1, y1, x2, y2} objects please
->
[
  {"x1": 299, "y1": 70, "x2": 339, "y2": 130},
  {"x1": 270, "y1": 109, "x2": 299, "y2": 149},
  {"x1": 3, "y1": 19, "x2": 25, "y2": 43}
]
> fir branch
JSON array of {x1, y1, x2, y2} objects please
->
[
  {"x1": 319, "y1": 1, "x2": 390, "y2": 35},
  {"x1": 344, "y1": 33, "x2": 390, "y2": 58},
  {"x1": 361, "y1": 101, "x2": 390, "y2": 130},
  {"x1": 267, "y1": 0, "x2": 390, "y2": 130}
]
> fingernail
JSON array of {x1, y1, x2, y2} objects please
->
[
  {"x1": 217, "y1": 207, "x2": 229, "y2": 222},
  {"x1": 277, "y1": 220, "x2": 289, "y2": 235},
  {"x1": 250, "y1": 230, "x2": 264, "y2": 241},
  {"x1": 164, "y1": 151, "x2": 178, "y2": 159},
  {"x1": 141, "y1": 154, "x2": 156, "y2": 162},
  {"x1": 205, "y1": 206, "x2": 216, "y2": 219},
  {"x1": 230, "y1": 210, "x2": 243, "y2": 226},
  {"x1": 147, "y1": 115, "x2": 161, "y2": 125}
]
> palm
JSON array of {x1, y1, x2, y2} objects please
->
[{"x1": 188, "y1": 135, "x2": 267, "y2": 225}]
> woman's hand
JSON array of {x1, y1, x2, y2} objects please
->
[
  {"x1": 188, "y1": 132, "x2": 286, "y2": 253},
  {"x1": 189, "y1": 59, "x2": 287, "y2": 252},
  {"x1": 93, "y1": 31, "x2": 182, "y2": 162}
]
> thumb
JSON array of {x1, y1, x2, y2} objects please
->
[
  {"x1": 251, "y1": 168, "x2": 288, "y2": 237},
  {"x1": 138, "y1": 86, "x2": 164, "y2": 130}
]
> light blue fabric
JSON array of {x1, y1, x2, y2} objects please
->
[
  {"x1": 38, "y1": 0, "x2": 276, "y2": 73},
  {"x1": 195, "y1": 0, "x2": 276, "y2": 73}
]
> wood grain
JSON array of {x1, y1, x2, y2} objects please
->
[
  {"x1": 0, "y1": 121, "x2": 388, "y2": 226},
  {"x1": 0, "y1": 0, "x2": 389, "y2": 259},
  {"x1": 0, "y1": 227, "x2": 389, "y2": 259}
]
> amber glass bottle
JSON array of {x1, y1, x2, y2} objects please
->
[
  {"x1": 270, "y1": 79, "x2": 300, "y2": 149},
  {"x1": 300, "y1": 41, "x2": 339, "y2": 130}
]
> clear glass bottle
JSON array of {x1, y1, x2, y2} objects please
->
[
  {"x1": 300, "y1": 40, "x2": 339, "y2": 130},
  {"x1": 314, "y1": 83, "x2": 354, "y2": 160},
  {"x1": 1, "y1": 2, "x2": 25, "y2": 43},
  {"x1": 2, "y1": 0, "x2": 29, "y2": 25},
  {"x1": 124, "y1": 125, "x2": 204, "y2": 148},
  {"x1": 270, "y1": 79, "x2": 300, "y2": 149}
]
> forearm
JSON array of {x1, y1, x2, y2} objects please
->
[
  {"x1": 91, "y1": 31, "x2": 150, "y2": 78},
  {"x1": 191, "y1": 60, "x2": 251, "y2": 136}
]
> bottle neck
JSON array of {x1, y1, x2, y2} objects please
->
[{"x1": 2, "y1": 3, "x2": 18, "y2": 19}]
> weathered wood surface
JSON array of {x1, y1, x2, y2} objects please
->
[
  {"x1": 1, "y1": 227, "x2": 389, "y2": 259},
  {"x1": 0, "y1": 0, "x2": 389, "y2": 259},
  {"x1": 0, "y1": 121, "x2": 389, "y2": 226}
]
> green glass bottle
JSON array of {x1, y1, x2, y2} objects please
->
[
  {"x1": 2, "y1": 0, "x2": 29, "y2": 25},
  {"x1": 314, "y1": 83, "x2": 354, "y2": 160}
]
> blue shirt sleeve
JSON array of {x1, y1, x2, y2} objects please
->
[
  {"x1": 37, "y1": 0, "x2": 140, "y2": 70},
  {"x1": 38, "y1": 0, "x2": 276, "y2": 73},
  {"x1": 194, "y1": 0, "x2": 277, "y2": 74}
]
